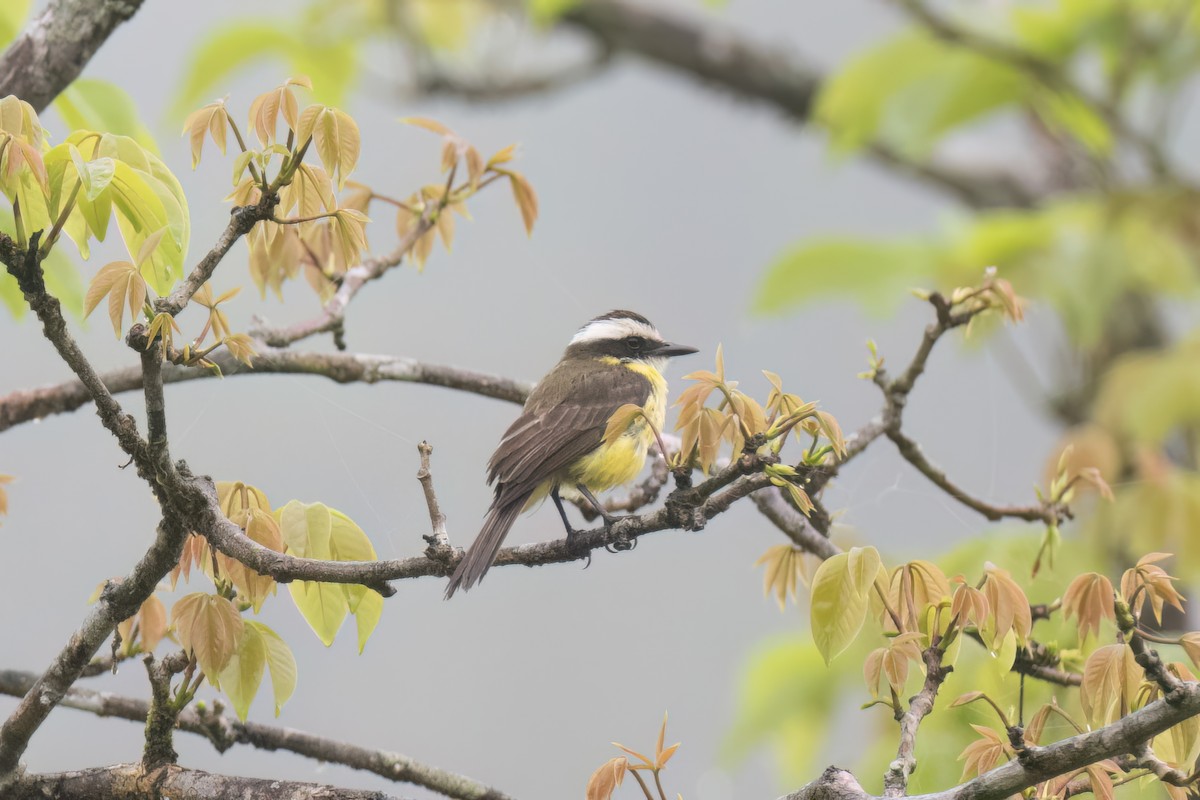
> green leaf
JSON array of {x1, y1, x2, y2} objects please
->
[
  {"x1": 0, "y1": 0, "x2": 29, "y2": 48},
  {"x1": 171, "y1": 22, "x2": 357, "y2": 121},
  {"x1": 288, "y1": 581, "x2": 346, "y2": 647},
  {"x1": 247, "y1": 620, "x2": 297, "y2": 716},
  {"x1": 816, "y1": 30, "x2": 1024, "y2": 157},
  {"x1": 54, "y1": 78, "x2": 159, "y2": 155},
  {"x1": 1031, "y1": 90, "x2": 1112, "y2": 155},
  {"x1": 754, "y1": 238, "x2": 937, "y2": 316},
  {"x1": 809, "y1": 546, "x2": 881, "y2": 664},
  {"x1": 218, "y1": 620, "x2": 267, "y2": 720},
  {"x1": 722, "y1": 637, "x2": 847, "y2": 785},
  {"x1": 276, "y1": 500, "x2": 382, "y2": 648},
  {"x1": 527, "y1": 0, "x2": 581, "y2": 25},
  {"x1": 350, "y1": 586, "x2": 383, "y2": 654},
  {"x1": 42, "y1": 242, "x2": 84, "y2": 318}
]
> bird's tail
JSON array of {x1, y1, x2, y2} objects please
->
[{"x1": 444, "y1": 499, "x2": 526, "y2": 598}]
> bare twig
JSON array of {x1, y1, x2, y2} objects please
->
[
  {"x1": 873, "y1": 294, "x2": 1061, "y2": 525},
  {"x1": 417, "y1": 441, "x2": 449, "y2": 550}
]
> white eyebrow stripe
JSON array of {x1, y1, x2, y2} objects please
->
[{"x1": 570, "y1": 318, "x2": 660, "y2": 344}]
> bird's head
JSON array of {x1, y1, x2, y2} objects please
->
[{"x1": 564, "y1": 310, "x2": 698, "y2": 369}]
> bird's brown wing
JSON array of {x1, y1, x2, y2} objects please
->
[
  {"x1": 486, "y1": 358, "x2": 651, "y2": 503},
  {"x1": 445, "y1": 359, "x2": 652, "y2": 598}
]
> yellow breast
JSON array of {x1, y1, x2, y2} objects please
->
[{"x1": 566, "y1": 359, "x2": 666, "y2": 492}]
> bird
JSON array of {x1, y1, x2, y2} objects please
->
[{"x1": 444, "y1": 310, "x2": 698, "y2": 598}]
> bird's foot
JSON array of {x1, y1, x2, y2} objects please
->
[
  {"x1": 566, "y1": 526, "x2": 593, "y2": 568},
  {"x1": 602, "y1": 517, "x2": 636, "y2": 553}
]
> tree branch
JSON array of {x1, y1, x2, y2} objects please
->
[
  {"x1": 894, "y1": 0, "x2": 1173, "y2": 180},
  {"x1": 779, "y1": 681, "x2": 1200, "y2": 800},
  {"x1": 883, "y1": 646, "x2": 950, "y2": 796},
  {"x1": 0, "y1": 0, "x2": 146, "y2": 113},
  {"x1": 0, "y1": 670, "x2": 516, "y2": 800},
  {"x1": 873, "y1": 293, "x2": 1061, "y2": 525},
  {"x1": 557, "y1": 0, "x2": 1038, "y2": 209},
  {"x1": 0, "y1": 518, "x2": 188, "y2": 782},
  {"x1": 155, "y1": 201, "x2": 278, "y2": 317},
  {"x1": 1, "y1": 233, "x2": 152, "y2": 468},
  {"x1": 0, "y1": 347, "x2": 532, "y2": 433},
  {"x1": 13, "y1": 762, "x2": 413, "y2": 800}
]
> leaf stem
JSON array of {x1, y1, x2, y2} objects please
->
[
  {"x1": 225, "y1": 115, "x2": 264, "y2": 187},
  {"x1": 652, "y1": 769, "x2": 668, "y2": 800},
  {"x1": 628, "y1": 770, "x2": 655, "y2": 800},
  {"x1": 12, "y1": 197, "x2": 25, "y2": 249},
  {"x1": 39, "y1": 179, "x2": 83, "y2": 258},
  {"x1": 272, "y1": 212, "x2": 339, "y2": 226}
]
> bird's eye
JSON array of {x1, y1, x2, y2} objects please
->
[{"x1": 625, "y1": 336, "x2": 644, "y2": 352}]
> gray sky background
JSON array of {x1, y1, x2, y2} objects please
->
[{"x1": 0, "y1": 1, "x2": 1074, "y2": 798}]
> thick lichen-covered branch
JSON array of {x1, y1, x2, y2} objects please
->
[
  {"x1": 0, "y1": 670, "x2": 515, "y2": 800},
  {"x1": 12, "y1": 762, "x2": 413, "y2": 800}
]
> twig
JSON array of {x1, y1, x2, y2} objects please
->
[
  {"x1": 155, "y1": 199, "x2": 277, "y2": 317},
  {"x1": 417, "y1": 441, "x2": 449, "y2": 550},
  {"x1": 873, "y1": 294, "x2": 1061, "y2": 525},
  {"x1": 1134, "y1": 742, "x2": 1198, "y2": 787}
]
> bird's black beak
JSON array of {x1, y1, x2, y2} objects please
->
[{"x1": 651, "y1": 342, "x2": 699, "y2": 358}]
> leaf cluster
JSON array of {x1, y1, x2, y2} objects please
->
[
  {"x1": 586, "y1": 713, "x2": 683, "y2": 800},
  {"x1": 674, "y1": 346, "x2": 845, "y2": 516}
]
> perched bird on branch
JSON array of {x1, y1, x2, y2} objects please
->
[{"x1": 445, "y1": 310, "x2": 697, "y2": 597}]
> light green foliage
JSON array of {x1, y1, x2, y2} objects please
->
[
  {"x1": 0, "y1": 0, "x2": 29, "y2": 48},
  {"x1": 723, "y1": 637, "x2": 850, "y2": 787},
  {"x1": 54, "y1": 79, "x2": 159, "y2": 155},
  {"x1": 528, "y1": 0, "x2": 582, "y2": 25},
  {"x1": 42, "y1": 131, "x2": 191, "y2": 298},
  {"x1": 756, "y1": 196, "x2": 1200, "y2": 345},
  {"x1": 731, "y1": 533, "x2": 1108, "y2": 793},
  {"x1": 171, "y1": 22, "x2": 357, "y2": 121},
  {"x1": 219, "y1": 620, "x2": 298, "y2": 720},
  {"x1": 754, "y1": 238, "x2": 939, "y2": 316},
  {"x1": 808, "y1": 546, "x2": 880, "y2": 664},
  {"x1": 276, "y1": 500, "x2": 383, "y2": 651},
  {"x1": 815, "y1": 30, "x2": 1025, "y2": 159}
]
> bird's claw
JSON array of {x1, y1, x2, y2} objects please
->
[{"x1": 566, "y1": 527, "x2": 592, "y2": 567}]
